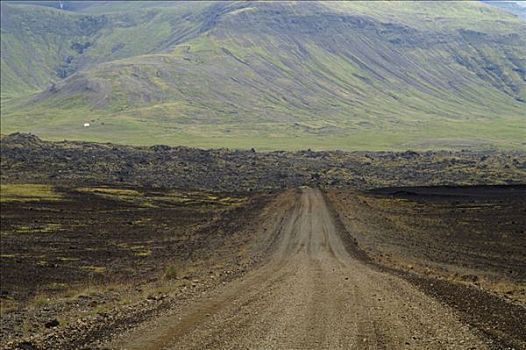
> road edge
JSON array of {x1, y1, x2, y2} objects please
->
[{"x1": 322, "y1": 190, "x2": 526, "y2": 350}]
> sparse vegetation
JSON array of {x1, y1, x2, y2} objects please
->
[
  {"x1": 0, "y1": 177, "x2": 266, "y2": 307},
  {"x1": 75, "y1": 185, "x2": 247, "y2": 207},
  {"x1": 164, "y1": 264, "x2": 178, "y2": 280},
  {"x1": 11, "y1": 223, "x2": 62, "y2": 234},
  {"x1": 81, "y1": 266, "x2": 107, "y2": 274},
  {"x1": 0, "y1": 184, "x2": 62, "y2": 202},
  {"x1": 76, "y1": 187, "x2": 142, "y2": 196},
  {"x1": 329, "y1": 186, "x2": 526, "y2": 303},
  {"x1": 32, "y1": 295, "x2": 50, "y2": 308}
]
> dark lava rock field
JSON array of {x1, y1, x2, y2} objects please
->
[{"x1": 2, "y1": 133, "x2": 525, "y2": 192}]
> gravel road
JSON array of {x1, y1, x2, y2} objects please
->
[{"x1": 107, "y1": 188, "x2": 487, "y2": 349}]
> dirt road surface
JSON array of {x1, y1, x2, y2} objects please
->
[{"x1": 107, "y1": 188, "x2": 487, "y2": 349}]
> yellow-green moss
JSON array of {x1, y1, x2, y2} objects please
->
[{"x1": 0, "y1": 184, "x2": 62, "y2": 202}]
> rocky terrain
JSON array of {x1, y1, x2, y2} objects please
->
[
  {"x1": 2, "y1": 133, "x2": 526, "y2": 192},
  {"x1": 329, "y1": 185, "x2": 526, "y2": 349},
  {"x1": 0, "y1": 183, "x2": 273, "y2": 349},
  {"x1": 1, "y1": 133, "x2": 526, "y2": 349},
  {"x1": 1, "y1": 187, "x2": 525, "y2": 349},
  {"x1": 330, "y1": 185, "x2": 526, "y2": 302}
]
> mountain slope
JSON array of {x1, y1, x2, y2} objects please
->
[
  {"x1": 1, "y1": 1, "x2": 525, "y2": 150},
  {"x1": 0, "y1": 3, "x2": 104, "y2": 98},
  {"x1": 0, "y1": 2, "x2": 233, "y2": 98}
]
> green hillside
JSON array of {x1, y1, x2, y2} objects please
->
[
  {"x1": 0, "y1": 2, "x2": 223, "y2": 98},
  {"x1": 1, "y1": 1, "x2": 525, "y2": 150}
]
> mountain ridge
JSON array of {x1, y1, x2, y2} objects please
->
[{"x1": 1, "y1": 1, "x2": 525, "y2": 150}]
